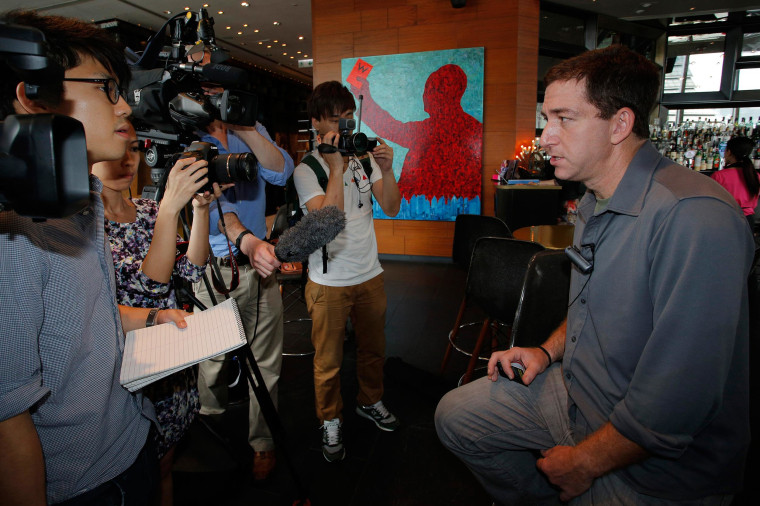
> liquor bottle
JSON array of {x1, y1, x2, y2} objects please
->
[
  {"x1": 694, "y1": 149, "x2": 703, "y2": 171},
  {"x1": 713, "y1": 148, "x2": 721, "y2": 170}
]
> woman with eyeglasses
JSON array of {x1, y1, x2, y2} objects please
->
[{"x1": 92, "y1": 121, "x2": 226, "y2": 506}]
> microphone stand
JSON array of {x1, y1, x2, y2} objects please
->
[{"x1": 178, "y1": 211, "x2": 311, "y2": 506}]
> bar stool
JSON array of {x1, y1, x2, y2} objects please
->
[
  {"x1": 509, "y1": 250, "x2": 570, "y2": 349},
  {"x1": 441, "y1": 237, "x2": 544, "y2": 384}
]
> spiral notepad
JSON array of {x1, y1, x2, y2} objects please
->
[{"x1": 120, "y1": 297, "x2": 246, "y2": 392}]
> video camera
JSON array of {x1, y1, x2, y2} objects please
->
[
  {"x1": 1, "y1": 22, "x2": 90, "y2": 219},
  {"x1": 126, "y1": 7, "x2": 258, "y2": 198}
]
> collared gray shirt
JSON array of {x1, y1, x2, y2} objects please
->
[
  {"x1": 0, "y1": 175, "x2": 152, "y2": 503},
  {"x1": 565, "y1": 142, "x2": 753, "y2": 499}
]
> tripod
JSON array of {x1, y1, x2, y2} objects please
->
[{"x1": 177, "y1": 210, "x2": 311, "y2": 506}]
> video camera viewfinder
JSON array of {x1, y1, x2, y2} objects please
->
[{"x1": 1, "y1": 23, "x2": 90, "y2": 219}]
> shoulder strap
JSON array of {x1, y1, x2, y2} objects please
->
[
  {"x1": 301, "y1": 154, "x2": 329, "y2": 191},
  {"x1": 360, "y1": 156, "x2": 373, "y2": 179}
]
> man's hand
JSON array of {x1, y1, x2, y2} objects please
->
[
  {"x1": 488, "y1": 347, "x2": 550, "y2": 385},
  {"x1": 536, "y1": 446, "x2": 596, "y2": 501},
  {"x1": 239, "y1": 234, "x2": 281, "y2": 277},
  {"x1": 371, "y1": 138, "x2": 394, "y2": 173},
  {"x1": 318, "y1": 131, "x2": 345, "y2": 174}
]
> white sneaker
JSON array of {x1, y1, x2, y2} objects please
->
[
  {"x1": 355, "y1": 400, "x2": 400, "y2": 432},
  {"x1": 321, "y1": 418, "x2": 345, "y2": 462}
]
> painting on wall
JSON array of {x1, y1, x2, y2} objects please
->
[{"x1": 341, "y1": 47, "x2": 484, "y2": 221}]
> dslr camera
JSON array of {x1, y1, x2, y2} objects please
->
[
  {"x1": 337, "y1": 118, "x2": 378, "y2": 155},
  {"x1": 179, "y1": 141, "x2": 257, "y2": 192}
]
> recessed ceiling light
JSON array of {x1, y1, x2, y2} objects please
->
[
  {"x1": 164, "y1": 10, "x2": 172, "y2": 14},
  {"x1": 290, "y1": 56, "x2": 294, "y2": 59},
  {"x1": 243, "y1": 24, "x2": 248, "y2": 27},
  {"x1": 203, "y1": 3, "x2": 209, "y2": 7},
  {"x1": 274, "y1": 40, "x2": 278, "y2": 43},
  {"x1": 237, "y1": 31, "x2": 242, "y2": 35},
  {"x1": 218, "y1": 11, "x2": 224, "y2": 15},
  {"x1": 297, "y1": 50, "x2": 301, "y2": 54},
  {"x1": 254, "y1": 29, "x2": 259, "y2": 32},
  {"x1": 267, "y1": 45, "x2": 272, "y2": 48},
  {"x1": 184, "y1": 7, "x2": 190, "y2": 11},
  {"x1": 283, "y1": 52, "x2": 287, "y2": 55},
  {"x1": 258, "y1": 41, "x2": 263, "y2": 45},
  {"x1": 282, "y1": 43, "x2": 287, "y2": 47},
  {"x1": 241, "y1": 2, "x2": 250, "y2": 6},
  {"x1": 304, "y1": 54, "x2": 308, "y2": 58},
  {"x1": 298, "y1": 35, "x2": 304, "y2": 40},
  {"x1": 273, "y1": 21, "x2": 280, "y2": 26},
  {"x1": 690, "y1": 7, "x2": 695, "y2": 10},
  {"x1": 226, "y1": 26, "x2": 231, "y2": 29}
]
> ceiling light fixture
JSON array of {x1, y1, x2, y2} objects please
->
[
  {"x1": 237, "y1": 31, "x2": 242, "y2": 35},
  {"x1": 282, "y1": 43, "x2": 287, "y2": 47},
  {"x1": 298, "y1": 35, "x2": 304, "y2": 40},
  {"x1": 254, "y1": 29, "x2": 259, "y2": 32},
  {"x1": 164, "y1": 10, "x2": 172, "y2": 14},
  {"x1": 243, "y1": 24, "x2": 248, "y2": 27},
  {"x1": 226, "y1": 26, "x2": 231, "y2": 29},
  {"x1": 241, "y1": 1, "x2": 250, "y2": 6},
  {"x1": 218, "y1": 11, "x2": 224, "y2": 15},
  {"x1": 184, "y1": 7, "x2": 190, "y2": 11},
  {"x1": 273, "y1": 21, "x2": 280, "y2": 26}
]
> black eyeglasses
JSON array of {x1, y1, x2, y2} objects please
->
[{"x1": 61, "y1": 78, "x2": 125, "y2": 105}]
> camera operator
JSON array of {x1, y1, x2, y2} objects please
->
[
  {"x1": 189, "y1": 50, "x2": 295, "y2": 481},
  {"x1": 0, "y1": 11, "x2": 190, "y2": 505},
  {"x1": 292, "y1": 81, "x2": 401, "y2": 463},
  {"x1": 92, "y1": 120, "x2": 225, "y2": 506}
]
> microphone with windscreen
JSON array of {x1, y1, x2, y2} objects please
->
[{"x1": 274, "y1": 206, "x2": 346, "y2": 262}]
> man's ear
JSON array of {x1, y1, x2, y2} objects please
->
[
  {"x1": 611, "y1": 107, "x2": 635, "y2": 145},
  {"x1": 15, "y1": 82, "x2": 50, "y2": 114}
]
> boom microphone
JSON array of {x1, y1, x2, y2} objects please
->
[{"x1": 274, "y1": 206, "x2": 346, "y2": 262}]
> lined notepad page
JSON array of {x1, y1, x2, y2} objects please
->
[{"x1": 120, "y1": 297, "x2": 246, "y2": 392}]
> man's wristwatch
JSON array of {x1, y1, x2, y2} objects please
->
[
  {"x1": 146, "y1": 308, "x2": 160, "y2": 328},
  {"x1": 235, "y1": 229, "x2": 254, "y2": 251}
]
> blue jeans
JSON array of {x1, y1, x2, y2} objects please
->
[
  {"x1": 434, "y1": 365, "x2": 733, "y2": 506},
  {"x1": 54, "y1": 435, "x2": 158, "y2": 506}
]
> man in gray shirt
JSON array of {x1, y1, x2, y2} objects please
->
[{"x1": 436, "y1": 45, "x2": 753, "y2": 505}]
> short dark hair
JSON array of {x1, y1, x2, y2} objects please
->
[
  {"x1": 307, "y1": 81, "x2": 355, "y2": 121},
  {"x1": 0, "y1": 10, "x2": 130, "y2": 120},
  {"x1": 544, "y1": 45, "x2": 660, "y2": 139}
]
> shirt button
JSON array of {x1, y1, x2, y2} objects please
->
[
  {"x1": 580, "y1": 298, "x2": 586, "y2": 304},
  {"x1": 571, "y1": 335, "x2": 577, "y2": 342},
  {"x1": 566, "y1": 373, "x2": 572, "y2": 380},
  {"x1": 81, "y1": 209, "x2": 90, "y2": 215}
]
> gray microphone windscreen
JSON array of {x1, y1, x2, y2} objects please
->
[{"x1": 274, "y1": 206, "x2": 346, "y2": 262}]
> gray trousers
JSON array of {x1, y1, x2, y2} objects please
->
[
  {"x1": 434, "y1": 365, "x2": 732, "y2": 506},
  {"x1": 195, "y1": 264, "x2": 283, "y2": 452}
]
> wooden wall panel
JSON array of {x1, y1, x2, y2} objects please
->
[
  {"x1": 312, "y1": 0, "x2": 540, "y2": 256},
  {"x1": 388, "y1": 6, "x2": 418, "y2": 28}
]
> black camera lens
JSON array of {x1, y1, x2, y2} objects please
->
[{"x1": 208, "y1": 152, "x2": 258, "y2": 185}]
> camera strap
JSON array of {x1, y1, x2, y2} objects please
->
[{"x1": 209, "y1": 201, "x2": 240, "y2": 295}]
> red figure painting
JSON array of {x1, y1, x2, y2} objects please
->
[{"x1": 351, "y1": 64, "x2": 483, "y2": 201}]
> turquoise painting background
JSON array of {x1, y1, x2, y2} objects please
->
[{"x1": 341, "y1": 47, "x2": 484, "y2": 221}]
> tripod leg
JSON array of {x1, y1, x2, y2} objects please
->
[{"x1": 182, "y1": 288, "x2": 311, "y2": 503}]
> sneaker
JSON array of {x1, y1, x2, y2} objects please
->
[
  {"x1": 355, "y1": 400, "x2": 400, "y2": 432},
  {"x1": 321, "y1": 418, "x2": 345, "y2": 462}
]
